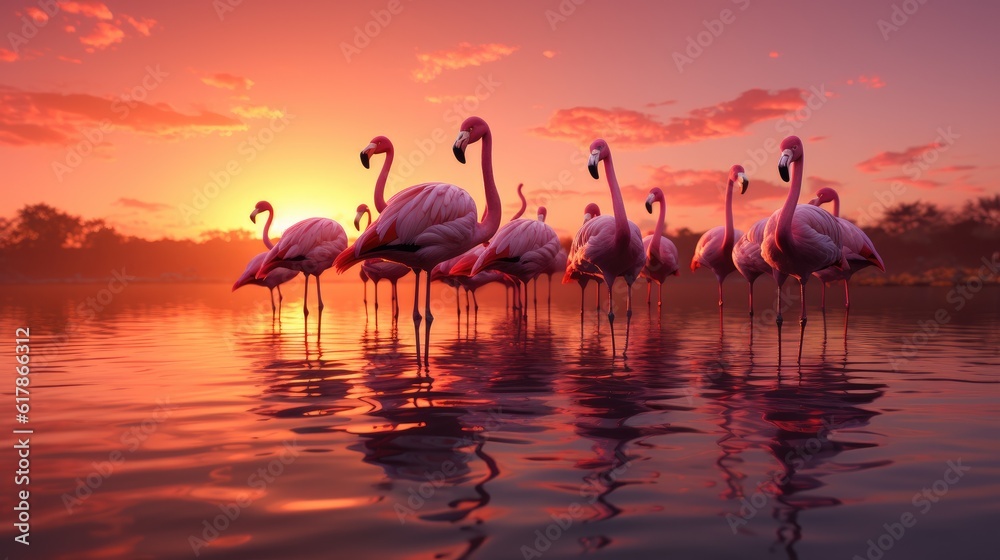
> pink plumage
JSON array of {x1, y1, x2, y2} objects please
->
[
  {"x1": 232, "y1": 200, "x2": 299, "y2": 317},
  {"x1": 691, "y1": 165, "x2": 747, "y2": 306},
  {"x1": 640, "y1": 187, "x2": 680, "y2": 307}
]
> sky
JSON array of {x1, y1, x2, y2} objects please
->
[{"x1": 2, "y1": 0, "x2": 998, "y2": 242}]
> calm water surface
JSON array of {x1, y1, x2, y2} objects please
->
[{"x1": 1, "y1": 280, "x2": 998, "y2": 560}]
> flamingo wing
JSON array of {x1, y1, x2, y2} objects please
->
[{"x1": 257, "y1": 218, "x2": 346, "y2": 277}]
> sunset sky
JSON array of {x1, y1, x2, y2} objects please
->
[{"x1": 2, "y1": 0, "x2": 997, "y2": 242}]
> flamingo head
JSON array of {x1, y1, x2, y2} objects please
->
[
  {"x1": 537, "y1": 206, "x2": 547, "y2": 222},
  {"x1": 249, "y1": 200, "x2": 273, "y2": 223},
  {"x1": 729, "y1": 165, "x2": 749, "y2": 194},
  {"x1": 583, "y1": 202, "x2": 601, "y2": 222},
  {"x1": 360, "y1": 135, "x2": 391, "y2": 169},
  {"x1": 645, "y1": 188, "x2": 665, "y2": 214},
  {"x1": 353, "y1": 203, "x2": 371, "y2": 231},
  {"x1": 453, "y1": 116, "x2": 490, "y2": 164},
  {"x1": 814, "y1": 187, "x2": 838, "y2": 206},
  {"x1": 778, "y1": 136, "x2": 803, "y2": 182},
  {"x1": 587, "y1": 139, "x2": 610, "y2": 179}
]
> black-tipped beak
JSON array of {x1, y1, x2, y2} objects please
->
[
  {"x1": 249, "y1": 209, "x2": 259, "y2": 224},
  {"x1": 453, "y1": 131, "x2": 470, "y2": 164},
  {"x1": 645, "y1": 201, "x2": 653, "y2": 214},
  {"x1": 588, "y1": 163, "x2": 599, "y2": 180},
  {"x1": 360, "y1": 152, "x2": 370, "y2": 169},
  {"x1": 353, "y1": 217, "x2": 361, "y2": 231},
  {"x1": 778, "y1": 150, "x2": 791, "y2": 182},
  {"x1": 740, "y1": 178, "x2": 749, "y2": 195}
]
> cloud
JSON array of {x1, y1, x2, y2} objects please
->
[
  {"x1": 114, "y1": 198, "x2": 171, "y2": 212},
  {"x1": 542, "y1": 50, "x2": 557, "y2": 59},
  {"x1": 855, "y1": 142, "x2": 941, "y2": 173},
  {"x1": 59, "y1": 1, "x2": 114, "y2": 20},
  {"x1": 929, "y1": 165, "x2": 977, "y2": 174},
  {"x1": 807, "y1": 176, "x2": 842, "y2": 191},
  {"x1": 25, "y1": 7, "x2": 49, "y2": 23},
  {"x1": 847, "y1": 74, "x2": 886, "y2": 89},
  {"x1": 808, "y1": 135, "x2": 828, "y2": 143},
  {"x1": 122, "y1": 14, "x2": 156, "y2": 36},
  {"x1": 231, "y1": 105, "x2": 284, "y2": 119},
  {"x1": 412, "y1": 42, "x2": 518, "y2": 83},
  {"x1": 0, "y1": 48, "x2": 17, "y2": 63},
  {"x1": 79, "y1": 21, "x2": 125, "y2": 49},
  {"x1": 876, "y1": 175, "x2": 941, "y2": 190},
  {"x1": 769, "y1": 51, "x2": 780, "y2": 58},
  {"x1": 201, "y1": 73, "x2": 255, "y2": 91},
  {"x1": 644, "y1": 100, "x2": 677, "y2": 108},
  {"x1": 531, "y1": 88, "x2": 809, "y2": 149},
  {"x1": 0, "y1": 86, "x2": 246, "y2": 147}
]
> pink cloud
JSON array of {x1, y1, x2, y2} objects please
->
[
  {"x1": 412, "y1": 42, "x2": 518, "y2": 83},
  {"x1": 0, "y1": 48, "x2": 18, "y2": 63},
  {"x1": 876, "y1": 176, "x2": 941, "y2": 190},
  {"x1": 807, "y1": 176, "x2": 842, "y2": 192},
  {"x1": 0, "y1": 86, "x2": 246, "y2": 147},
  {"x1": 25, "y1": 7, "x2": 49, "y2": 23},
  {"x1": 531, "y1": 88, "x2": 809, "y2": 149},
  {"x1": 201, "y1": 73, "x2": 255, "y2": 91},
  {"x1": 79, "y1": 21, "x2": 125, "y2": 49},
  {"x1": 59, "y1": 1, "x2": 113, "y2": 20},
  {"x1": 114, "y1": 198, "x2": 171, "y2": 212},
  {"x1": 122, "y1": 14, "x2": 156, "y2": 36},
  {"x1": 856, "y1": 142, "x2": 942, "y2": 173}
]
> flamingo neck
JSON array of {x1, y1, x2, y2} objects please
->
[
  {"x1": 261, "y1": 209, "x2": 275, "y2": 250},
  {"x1": 723, "y1": 179, "x2": 735, "y2": 252},
  {"x1": 604, "y1": 154, "x2": 630, "y2": 246},
  {"x1": 831, "y1": 191, "x2": 841, "y2": 218},
  {"x1": 511, "y1": 184, "x2": 526, "y2": 221},
  {"x1": 652, "y1": 196, "x2": 665, "y2": 254},
  {"x1": 473, "y1": 131, "x2": 502, "y2": 245},
  {"x1": 363, "y1": 208, "x2": 372, "y2": 230},
  {"x1": 777, "y1": 156, "x2": 804, "y2": 251},
  {"x1": 374, "y1": 144, "x2": 393, "y2": 213}
]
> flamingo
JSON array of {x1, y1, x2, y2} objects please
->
[
  {"x1": 691, "y1": 166, "x2": 747, "y2": 307},
  {"x1": 232, "y1": 201, "x2": 299, "y2": 318},
  {"x1": 334, "y1": 116, "x2": 503, "y2": 365},
  {"x1": 761, "y1": 136, "x2": 846, "y2": 345},
  {"x1": 563, "y1": 203, "x2": 604, "y2": 315},
  {"x1": 469, "y1": 201, "x2": 561, "y2": 317},
  {"x1": 640, "y1": 188, "x2": 680, "y2": 308},
  {"x1": 535, "y1": 206, "x2": 567, "y2": 307},
  {"x1": 566, "y1": 139, "x2": 645, "y2": 357},
  {"x1": 442, "y1": 245, "x2": 517, "y2": 315},
  {"x1": 807, "y1": 187, "x2": 885, "y2": 310},
  {"x1": 733, "y1": 216, "x2": 787, "y2": 317},
  {"x1": 255, "y1": 204, "x2": 348, "y2": 323},
  {"x1": 355, "y1": 204, "x2": 409, "y2": 319}
]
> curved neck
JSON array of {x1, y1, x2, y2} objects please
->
[
  {"x1": 831, "y1": 192, "x2": 841, "y2": 217},
  {"x1": 652, "y1": 197, "x2": 665, "y2": 253},
  {"x1": 363, "y1": 208, "x2": 372, "y2": 230},
  {"x1": 511, "y1": 184, "x2": 526, "y2": 221},
  {"x1": 723, "y1": 179, "x2": 735, "y2": 251},
  {"x1": 261, "y1": 209, "x2": 275, "y2": 249},
  {"x1": 604, "y1": 154, "x2": 629, "y2": 246},
  {"x1": 777, "y1": 156, "x2": 804, "y2": 250},
  {"x1": 472, "y1": 131, "x2": 502, "y2": 245},
  {"x1": 374, "y1": 145, "x2": 393, "y2": 213}
]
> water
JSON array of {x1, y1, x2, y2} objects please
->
[{"x1": 1, "y1": 280, "x2": 998, "y2": 560}]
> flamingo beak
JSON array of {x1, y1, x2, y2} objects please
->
[
  {"x1": 587, "y1": 149, "x2": 601, "y2": 179},
  {"x1": 453, "y1": 131, "x2": 470, "y2": 164},
  {"x1": 353, "y1": 210, "x2": 364, "y2": 231},
  {"x1": 644, "y1": 193, "x2": 655, "y2": 214},
  {"x1": 249, "y1": 208, "x2": 260, "y2": 223},
  {"x1": 738, "y1": 172, "x2": 749, "y2": 194},
  {"x1": 807, "y1": 197, "x2": 820, "y2": 206},
  {"x1": 583, "y1": 213, "x2": 593, "y2": 223},
  {"x1": 778, "y1": 149, "x2": 792, "y2": 182},
  {"x1": 360, "y1": 143, "x2": 376, "y2": 169}
]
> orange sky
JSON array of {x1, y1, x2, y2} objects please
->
[{"x1": 1, "y1": 1, "x2": 996, "y2": 242}]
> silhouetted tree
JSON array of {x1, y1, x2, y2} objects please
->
[{"x1": 12, "y1": 203, "x2": 83, "y2": 250}]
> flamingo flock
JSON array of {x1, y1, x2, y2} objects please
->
[{"x1": 236, "y1": 121, "x2": 884, "y2": 364}]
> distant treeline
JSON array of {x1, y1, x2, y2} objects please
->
[{"x1": 1, "y1": 198, "x2": 999, "y2": 285}]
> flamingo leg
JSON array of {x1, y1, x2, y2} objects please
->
[
  {"x1": 775, "y1": 283, "x2": 783, "y2": 327},
  {"x1": 455, "y1": 285, "x2": 461, "y2": 318},
  {"x1": 646, "y1": 280, "x2": 651, "y2": 305},
  {"x1": 547, "y1": 274, "x2": 553, "y2": 307},
  {"x1": 423, "y1": 270, "x2": 433, "y2": 366},
  {"x1": 268, "y1": 287, "x2": 276, "y2": 317},
  {"x1": 472, "y1": 290, "x2": 479, "y2": 314},
  {"x1": 747, "y1": 279, "x2": 754, "y2": 317},
  {"x1": 579, "y1": 283, "x2": 586, "y2": 316},
  {"x1": 277, "y1": 285, "x2": 284, "y2": 319},
  {"x1": 718, "y1": 279, "x2": 724, "y2": 307},
  {"x1": 391, "y1": 280, "x2": 399, "y2": 319},
  {"x1": 412, "y1": 269, "x2": 422, "y2": 365},
  {"x1": 363, "y1": 279, "x2": 368, "y2": 317},
  {"x1": 844, "y1": 280, "x2": 851, "y2": 311},
  {"x1": 302, "y1": 273, "x2": 310, "y2": 318},
  {"x1": 606, "y1": 278, "x2": 616, "y2": 355},
  {"x1": 820, "y1": 281, "x2": 826, "y2": 313},
  {"x1": 624, "y1": 281, "x2": 634, "y2": 359},
  {"x1": 315, "y1": 275, "x2": 324, "y2": 337},
  {"x1": 798, "y1": 280, "x2": 808, "y2": 364},
  {"x1": 465, "y1": 287, "x2": 470, "y2": 315},
  {"x1": 533, "y1": 278, "x2": 537, "y2": 309},
  {"x1": 374, "y1": 280, "x2": 380, "y2": 313},
  {"x1": 658, "y1": 281, "x2": 663, "y2": 309}
]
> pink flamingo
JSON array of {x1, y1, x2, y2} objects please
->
[
  {"x1": 442, "y1": 245, "x2": 516, "y2": 315},
  {"x1": 536, "y1": 206, "x2": 567, "y2": 307},
  {"x1": 256, "y1": 206, "x2": 348, "y2": 323},
  {"x1": 807, "y1": 188, "x2": 885, "y2": 310},
  {"x1": 691, "y1": 166, "x2": 747, "y2": 307},
  {"x1": 566, "y1": 139, "x2": 645, "y2": 356},
  {"x1": 469, "y1": 200, "x2": 561, "y2": 316},
  {"x1": 232, "y1": 201, "x2": 299, "y2": 318},
  {"x1": 355, "y1": 204, "x2": 409, "y2": 319},
  {"x1": 761, "y1": 136, "x2": 846, "y2": 343},
  {"x1": 335, "y1": 116, "x2": 502, "y2": 365},
  {"x1": 562, "y1": 203, "x2": 604, "y2": 315},
  {"x1": 733, "y1": 216, "x2": 788, "y2": 317},
  {"x1": 641, "y1": 188, "x2": 680, "y2": 308}
]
